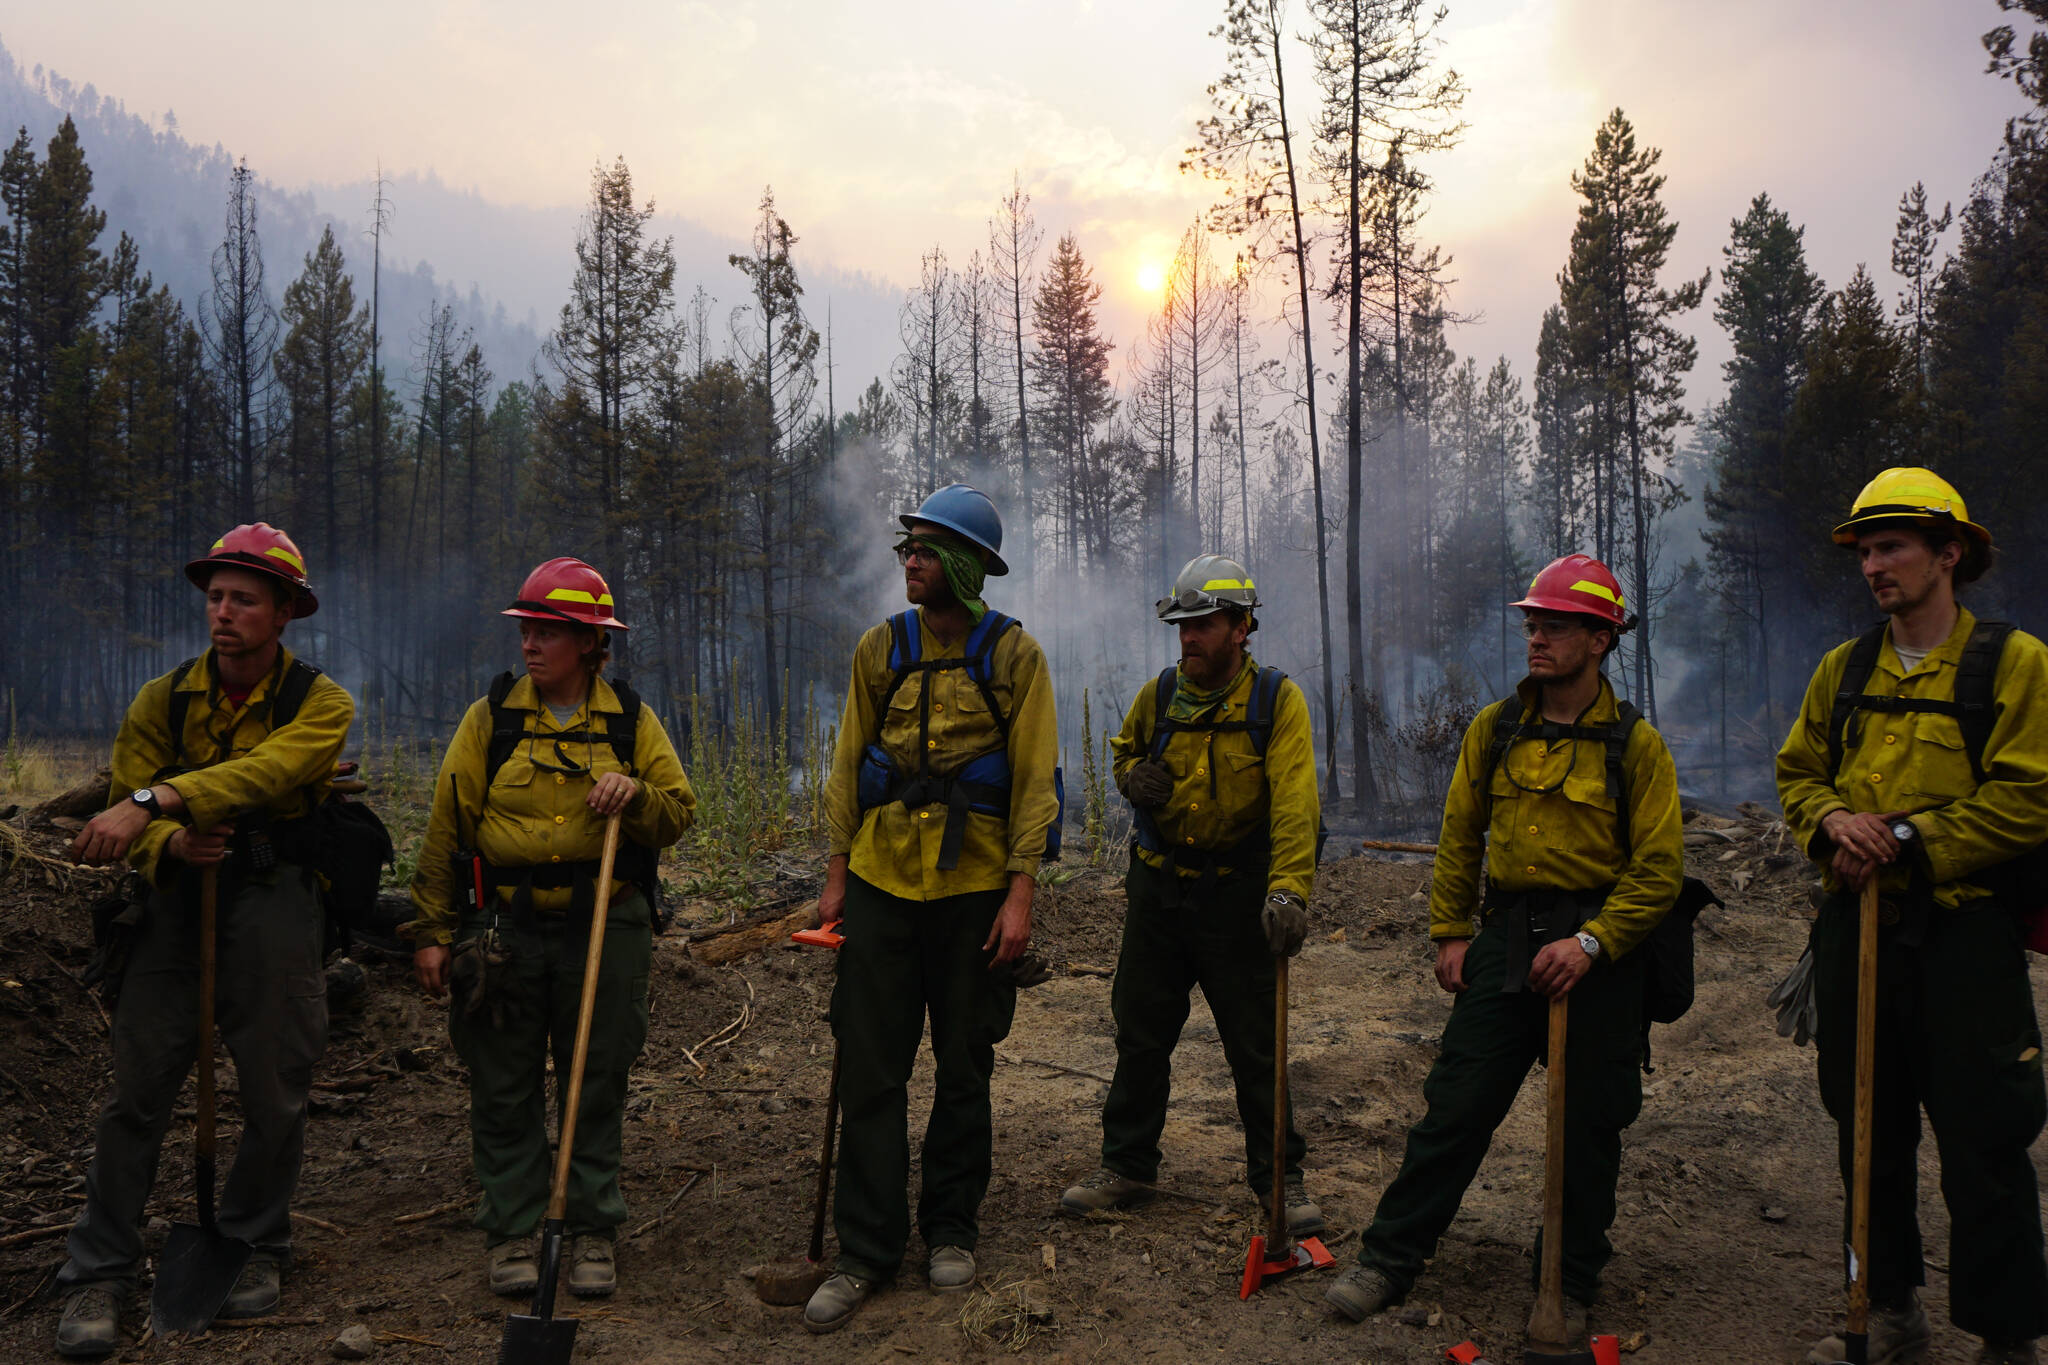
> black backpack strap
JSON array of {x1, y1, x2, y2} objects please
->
[
  {"x1": 1147, "y1": 668, "x2": 1178, "y2": 758},
  {"x1": 1609, "y1": 701, "x2": 1644, "y2": 856},
  {"x1": 1953, "y1": 620, "x2": 2013, "y2": 786},
  {"x1": 163, "y1": 657, "x2": 200, "y2": 775},
  {"x1": 483, "y1": 670, "x2": 525, "y2": 789},
  {"x1": 604, "y1": 678, "x2": 642, "y2": 775},
  {"x1": 1826, "y1": 624, "x2": 1891, "y2": 780},
  {"x1": 1246, "y1": 666, "x2": 1285, "y2": 757},
  {"x1": 270, "y1": 659, "x2": 321, "y2": 728},
  {"x1": 1478, "y1": 694, "x2": 1523, "y2": 800}
]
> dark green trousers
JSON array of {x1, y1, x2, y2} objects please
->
[
  {"x1": 1357, "y1": 923, "x2": 1644, "y2": 1304},
  {"x1": 1812, "y1": 893, "x2": 2047, "y2": 1341},
  {"x1": 448, "y1": 890, "x2": 652, "y2": 1242},
  {"x1": 1099, "y1": 854, "x2": 1304, "y2": 1197},
  {"x1": 830, "y1": 874, "x2": 1017, "y2": 1282},
  {"x1": 61, "y1": 866, "x2": 327, "y2": 1287}
]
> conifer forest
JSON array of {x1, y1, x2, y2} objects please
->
[{"x1": 1, "y1": 2, "x2": 2044, "y2": 821}]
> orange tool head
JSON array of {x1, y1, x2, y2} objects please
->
[
  {"x1": 790, "y1": 926, "x2": 845, "y2": 949},
  {"x1": 1237, "y1": 1234, "x2": 1335, "y2": 1299}
]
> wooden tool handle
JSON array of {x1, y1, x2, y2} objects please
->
[
  {"x1": 1267, "y1": 955, "x2": 1292, "y2": 1251},
  {"x1": 1358, "y1": 838, "x2": 1438, "y2": 855},
  {"x1": 1847, "y1": 878, "x2": 1880, "y2": 1339},
  {"x1": 545, "y1": 813, "x2": 623, "y2": 1223},
  {"x1": 1529, "y1": 992, "x2": 1570, "y2": 1347},
  {"x1": 196, "y1": 864, "x2": 219, "y2": 1230}
]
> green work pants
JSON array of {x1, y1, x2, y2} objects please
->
[
  {"x1": 1812, "y1": 893, "x2": 2048, "y2": 1342},
  {"x1": 1357, "y1": 921, "x2": 1644, "y2": 1304},
  {"x1": 448, "y1": 890, "x2": 652, "y2": 1242},
  {"x1": 62, "y1": 865, "x2": 328, "y2": 1287},
  {"x1": 1099, "y1": 854, "x2": 1305, "y2": 1197},
  {"x1": 830, "y1": 874, "x2": 1017, "y2": 1282}
]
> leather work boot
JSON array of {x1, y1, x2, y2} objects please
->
[
  {"x1": 1283, "y1": 1177, "x2": 1325, "y2": 1237},
  {"x1": 928, "y1": 1245, "x2": 976, "y2": 1293},
  {"x1": 1324, "y1": 1263, "x2": 1401, "y2": 1321},
  {"x1": 1805, "y1": 1293, "x2": 1932, "y2": 1365},
  {"x1": 1974, "y1": 1341, "x2": 2040, "y2": 1365},
  {"x1": 804, "y1": 1271, "x2": 875, "y2": 1334},
  {"x1": 219, "y1": 1252, "x2": 282, "y2": 1319},
  {"x1": 53, "y1": 1283, "x2": 121, "y2": 1359},
  {"x1": 1060, "y1": 1168, "x2": 1154, "y2": 1216},
  {"x1": 488, "y1": 1240, "x2": 539, "y2": 1297},
  {"x1": 565, "y1": 1234, "x2": 616, "y2": 1297}
]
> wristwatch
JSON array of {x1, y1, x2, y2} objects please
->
[
  {"x1": 129, "y1": 787, "x2": 161, "y2": 817},
  {"x1": 1575, "y1": 930, "x2": 1601, "y2": 959},
  {"x1": 1890, "y1": 818, "x2": 1917, "y2": 844}
]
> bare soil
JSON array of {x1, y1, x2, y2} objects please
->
[{"x1": 1, "y1": 805, "x2": 2043, "y2": 1364}]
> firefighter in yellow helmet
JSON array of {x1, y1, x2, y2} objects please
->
[
  {"x1": 407, "y1": 558, "x2": 696, "y2": 1301},
  {"x1": 1060, "y1": 555, "x2": 1326, "y2": 1235},
  {"x1": 1777, "y1": 469, "x2": 2047, "y2": 1365},
  {"x1": 56, "y1": 525, "x2": 354, "y2": 1356}
]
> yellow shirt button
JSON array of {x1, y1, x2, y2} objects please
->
[
  {"x1": 556, "y1": 773, "x2": 566, "y2": 784},
  {"x1": 1528, "y1": 825, "x2": 1538, "y2": 835},
  {"x1": 1185, "y1": 836, "x2": 1196, "y2": 845},
  {"x1": 551, "y1": 854, "x2": 562, "y2": 863},
  {"x1": 555, "y1": 814, "x2": 567, "y2": 824},
  {"x1": 1190, "y1": 802, "x2": 1200, "y2": 811},
  {"x1": 934, "y1": 703, "x2": 944, "y2": 712},
  {"x1": 1526, "y1": 865, "x2": 1537, "y2": 874},
  {"x1": 1885, "y1": 734, "x2": 1896, "y2": 745},
  {"x1": 928, "y1": 739, "x2": 938, "y2": 750},
  {"x1": 1195, "y1": 767, "x2": 1206, "y2": 777},
  {"x1": 1870, "y1": 773, "x2": 1883, "y2": 784},
  {"x1": 919, "y1": 810, "x2": 931, "y2": 819}
]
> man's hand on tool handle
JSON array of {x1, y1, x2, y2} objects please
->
[
  {"x1": 984, "y1": 874, "x2": 1034, "y2": 967},
  {"x1": 586, "y1": 772, "x2": 638, "y2": 817},
  {"x1": 165, "y1": 823, "x2": 234, "y2": 868},
  {"x1": 1821, "y1": 809, "x2": 1909, "y2": 890},
  {"x1": 1527, "y1": 937, "x2": 1594, "y2": 999},
  {"x1": 1434, "y1": 938, "x2": 1471, "y2": 994},
  {"x1": 819, "y1": 855, "x2": 849, "y2": 927},
  {"x1": 415, "y1": 945, "x2": 451, "y2": 999}
]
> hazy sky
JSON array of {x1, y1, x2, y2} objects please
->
[{"x1": 7, "y1": 1, "x2": 2029, "y2": 398}]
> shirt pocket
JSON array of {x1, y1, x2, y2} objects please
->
[
  {"x1": 1550, "y1": 773, "x2": 1620, "y2": 857},
  {"x1": 1906, "y1": 712, "x2": 1974, "y2": 797}
]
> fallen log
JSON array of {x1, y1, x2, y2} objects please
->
[
  {"x1": 31, "y1": 770, "x2": 111, "y2": 823},
  {"x1": 692, "y1": 902, "x2": 820, "y2": 968}
]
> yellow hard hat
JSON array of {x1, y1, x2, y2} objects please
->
[{"x1": 1831, "y1": 467, "x2": 1992, "y2": 547}]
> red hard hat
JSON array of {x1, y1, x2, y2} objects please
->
[
  {"x1": 1512, "y1": 553, "x2": 1631, "y2": 629},
  {"x1": 184, "y1": 523, "x2": 318, "y2": 618},
  {"x1": 502, "y1": 557, "x2": 629, "y2": 630}
]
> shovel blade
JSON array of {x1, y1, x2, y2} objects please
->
[
  {"x1": 149, "y1": 1220, "x2": 252, "y2": 1336},
  {"x1": 1238, "y1": 1235, "x2": 1335, "y2": 1299},
  {"x1": 498, "y1": 1312, "x2": 578, "y2": 1365}
]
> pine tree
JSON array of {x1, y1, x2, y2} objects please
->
[
  {"x1": 274, "y1": 225, "x2": 368, "y2": 578},
  {"x1": 203, "y1": 160, "x2": 279, "y2": 523},
  {"x1": 1028, "y1": 234, "x2": 1115, "y2": 575},
  {"x1": 1555, "y1": 110, "x2": 1706, "y2": 718},
  {"x1": 988, "y1": 174, "x2": 1042, "y2": 586},
  {"x1": 1888, "y1": 181, "x2": 1952, "y2": 433}
]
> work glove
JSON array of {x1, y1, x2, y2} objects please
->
[
  {"x1": 1766, "y1": 945, "x2": 1817, "y2": 1047},
  {"x1": 1119, "y1": 759, "x2": 1173, "y2": 809},
  {"x1": 1262, "y1": 892, "x2": 1309, "y2": 958},
  {"x1": 996, "y1": 952, "x2": 1053, "y2": 989},
  {"x1": 451, "y1": 928, "x2": 521, "y2": 1030}
]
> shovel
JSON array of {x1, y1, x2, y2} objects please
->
[
  {"x1": 1834, "y1": 878, "x2": 1882, "y2": 1365},
  {"x1": 755, "y1": 923, "x2": 845, "y2": 1306},
  {"x1": 1239, "y1": 954, "x2": 1334, "y2": 1298},
  {"x1": 499, "y1": 812, "x2": 623, "y2": 1365},
  {"x1": 152, "y1": 865, "x2": 254, "y2": 1336},
  {"x1": 1525, "y1": 992, "x2": 1596, "y2": 1364}
]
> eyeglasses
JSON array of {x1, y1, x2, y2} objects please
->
[
  {"x1": 527, "y1": 739, "x2": 591, "y2": 776},
  {"x1": 895, "y1": 543, "x2": 939, "y2": 567},
  {"x1": 1520, "y1": 618, "x2": 1586, "y2": 640},
  {"x1": 1157, "y1": 586, "x2": 1223, "y2": 614}
]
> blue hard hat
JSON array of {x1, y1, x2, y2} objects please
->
[{"x1": 899, "y1": 483, "x2": 1009, "y2": 576}]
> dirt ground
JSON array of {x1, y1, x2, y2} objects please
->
[{"x1": 1, "y1": 800, "x2": 2044, "y2": 1365}]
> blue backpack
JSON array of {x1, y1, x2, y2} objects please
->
[{"x1": 855, "y1": 609, "x2": 1065, "y2": 869}]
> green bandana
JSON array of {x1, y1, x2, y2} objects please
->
[
  {"x1": 1168, "y1": 655, "x2": 1253, "y2": 724},
  {"x1": 899, "y1": 533, "x2": 988, "y2": 622}
]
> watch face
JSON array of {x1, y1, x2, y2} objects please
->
[{"x1": 132, "y1": 789, "x2": 154, "y2": 804}]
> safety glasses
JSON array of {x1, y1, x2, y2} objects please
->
[
  {"x1": 895, "y1": 541, "x2": 940, "y2": 567},
  {"x1": 1520, "y1": 617, "x2": 1587, "y2": 640}
]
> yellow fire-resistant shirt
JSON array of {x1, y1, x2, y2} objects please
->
[
  {"x1": 1109, "y1": 659, "x2": 1319, "y2": 904},
  {"x1": 1429, "y1": 675, "x2": 1682, "y2": 960},
  {"x1": 823, "y1": 610, "x2": 1061, "y2": 900},
  {"x1": 1776, "y1": 606, "x2": 2048, "y2": 909},
  {"x1": 108, "y1": 646, "x2": 355, "y2": 885},
  {"x1": 407, "y1": 675, "x2": 696, "y2": 945}
]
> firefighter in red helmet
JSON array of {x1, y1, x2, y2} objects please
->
[
  {"x1": 55, "y1": 524, "x2": 353, "y2": 1355},
  {"x1": 1326, "y1": 554, "x2": 1683, "y2": 1351},
  {"x1": 406, "y1": 558, "x2": 694, "y2": 1302}
]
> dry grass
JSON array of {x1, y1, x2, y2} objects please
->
[
  {"x1": 0, "y1": 737, "x2": 104, "y2": 808},
  {"x1": 956, "y1": 1274, "x2": 1059, "y2": 1354}
]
